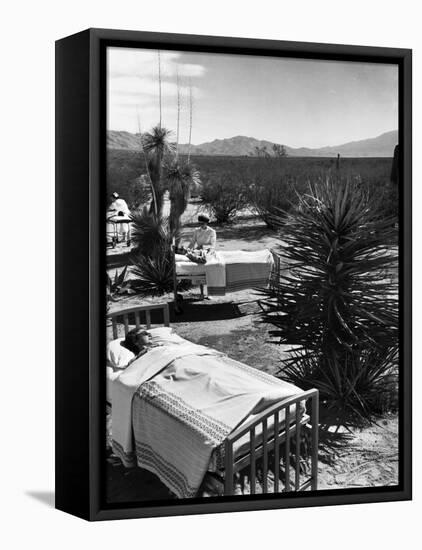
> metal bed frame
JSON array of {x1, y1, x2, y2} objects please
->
[
  {"x1": 106, "y1": 214, "x2": 132, "y2": 248},
  {"x1": 172, "y1": 242, "x2": 207, "y2": 307},
  {"x1": 107, "y1": 302, "x2": 319, "y2": 495}
]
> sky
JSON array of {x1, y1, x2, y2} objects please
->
[{"x1": 107, "y1": 47, "x2": 398, "y2": 149}]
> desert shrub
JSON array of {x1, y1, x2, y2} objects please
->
[
  {"x1": 109, "y1": 153, "x2": 397, "y2": 222},
  {"x1": 247, "y1": 174, "x2": 298, "y2": 229},
  {"x1": 127, "y1": 175, "x2": 151, "y2": 210},
  {"x1": 107, "y1": 149, "x2": 149, "y2": 208},
  {"x1": 108, "y1": 150, "x2": 142, "y2": 184},
  {"x1": 377, "y1": 180, "x2": 399, "y2": 222},
  {"x1": 200, "y1": 172, "x2": 249, "y2": 224},
  {"x1": 259, "y1": 178, "x2": 398, "y2": 428}
]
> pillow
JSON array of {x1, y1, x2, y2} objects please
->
[
  {"x1": 106, "y1": 338, "x2": 135, "y2": 370},
  {"x1": 148, "y1": 327, "x2": 187, "y2": 346}
]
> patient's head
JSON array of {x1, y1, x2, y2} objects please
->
[{"x1": 121, "y1": 328, "x2": 151, "y2": 354}]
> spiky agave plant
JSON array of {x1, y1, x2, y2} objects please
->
[
  {"x1": 106, "y1": 265, "x2": 130, "y2": 311},
  {"x1": 260, "y1": 177, "x2": 398, "y2": 427},
  {"x1": 167, "y1": 160, "x2": 201, "y2": 235},
  {"x1": 131, "y1": 245, "x2": 174, "y2": 296},
  {"x1": 282, "y1": 346, "x2": 398, "y2": 429},
  {"x1": 130, "y1": 206, "x2": 170, "y2": 258},
  {"x1": 142, "y1": 126, "x2": 175, "y2": 217},
  {"x1": 129, "y1": 206, "x2": 176, "y2": 295}
]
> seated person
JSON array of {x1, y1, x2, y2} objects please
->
[
  {"x1": 188, "y1": 214, "x2": 216, "y2": 252},
  {"x1": 178, "y1": 214, "x2": 216, "y2": 264}
]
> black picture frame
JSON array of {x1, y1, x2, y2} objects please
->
[{"x1": 55, "y1": 28, "x2": 412, "y2": 521}]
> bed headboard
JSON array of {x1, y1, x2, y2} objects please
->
[{"x1": 107, "y1": 303, "x2": 170, "y2": 340}]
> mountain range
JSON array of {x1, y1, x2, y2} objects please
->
[{"x1": 107, "y1": 129, "x2": 398, "y2": 158}]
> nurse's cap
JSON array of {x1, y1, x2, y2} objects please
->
[{"x1": 112, "y1": 192, "x2": 119, "y2": 199}]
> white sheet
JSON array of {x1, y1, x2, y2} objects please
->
[{"x1": 106, "y1": 367, "x2": 120, "y2": 404}]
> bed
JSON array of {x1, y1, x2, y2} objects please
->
[
  {"x1": 106, "y1": 303, "x2": 319, "y2": 498},
  {"x1": 173, "y1": 247, "x2": 278, "y2": 303}
]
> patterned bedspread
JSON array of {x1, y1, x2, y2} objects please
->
[
  {"x1": 112, "y1": 342, "x2": 303, "y2": 498},
  {"x1": 175, "y1": 249, "x2": 274, "y2": 295},
  {"x1": 211, "y1": 249, "x2": 274, "y2": 295}
]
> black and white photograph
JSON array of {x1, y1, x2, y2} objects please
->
[
  {"x1": 105, "y1": 45, "x2": 402, "y2": 504},
  {"x1": 3, "y1": 0, "x2": 421, "y2": 543}
]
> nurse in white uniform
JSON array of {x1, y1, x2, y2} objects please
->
[
  {"x1": 108, "y1": 192, "x2": 131, "y2": 242},
  {"x1": 188, "y1": 214, "x2": 216, "y2": 252}
]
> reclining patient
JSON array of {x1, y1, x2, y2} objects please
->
[
  {"x1": 107, "y1": 325, "x2": 191, "y2": 374},
  {"x1": 106, "y1": 325, "x2": 189, "y2": 406},
  {"x1": 107, "y1": 328, "x2": 156, "y2": 374},
  {"x1": 120, "y1": 327, "x2": 163, "y2": 362}
]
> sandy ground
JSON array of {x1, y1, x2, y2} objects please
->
[
  {"x1": 106, "y1": 210, "x2": 399, "y2": 502},
  {"x1": 317, "y1": 415, "x2": 398, "y2": 490}
]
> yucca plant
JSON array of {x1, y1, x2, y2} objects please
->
[
  {"x1": 130, "y1": 206, "x2": 171, "y2": 258},
  {"x1": 141, "y1": 125, "x2": 175, "y2": 217},
  {"x1": 260, "y1": 177, "x2": 398, "y2": 428},
  {"x1": 129, "y1": 206, "x2": 176, "y2": 295},
  {"x1": 167, "y1": 160, "x2": 201, "y2": 235}
]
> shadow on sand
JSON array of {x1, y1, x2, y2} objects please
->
[
  {"x1": 169, "y1": 299, "x2": 242, "y2": 323},
  {"x1": 106, "y1": 452, "x2": 173, "y2": 504}
]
